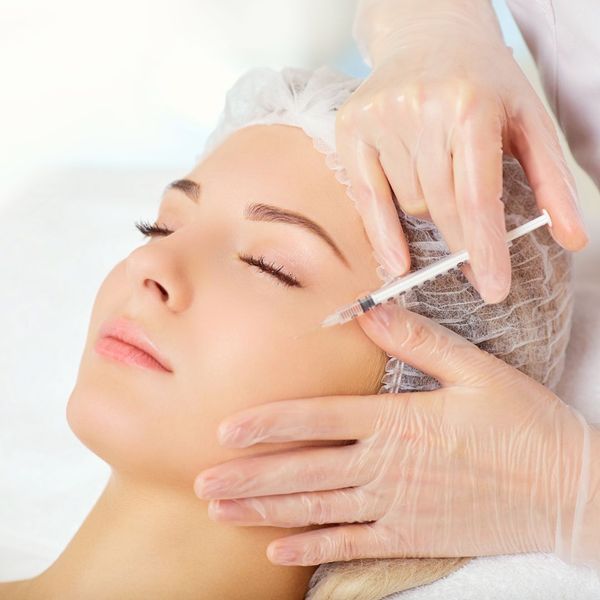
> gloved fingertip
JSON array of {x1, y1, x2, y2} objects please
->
[
  {"x1": 553, "y1": 218, "x2": 590, "y2": 252},
  {"x1": 460, "y1": 263, "x2": 479, "y2": 289},
  {"x1": 374, "y1": 245, "x2": 409, "y2": 278},
  {"x1": 478, "y1": 273, "x2": 511, "y2": 304},
  {"x1": 267, "y1": 543, "x2": 300, "y2": 566},
  {"x1": 358, "y1": 303, "x2": 405, "y2": 349},
  {"x1": 218, "y1": 421, "x2": 256, "y2": 448},
  {"x1": 207, "y1": 500, "x2": 223, "y2": 521},
  {"x1": 390, "y1": 248, "x2": 411, "y2": 277},
  {"x1": 358, "y1": 297, "x2": 403, "y2": 335},
  {"x1": 209, "y1": 498, "x2": 266, "y2": 523}
]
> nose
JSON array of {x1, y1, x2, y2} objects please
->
[{"x1": 125, "y1": 241, "x2": 192, "y2": 313}]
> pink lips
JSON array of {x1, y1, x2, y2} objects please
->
[{"x1": 95, "y1": 317, "x2": 173, "y2": 373}]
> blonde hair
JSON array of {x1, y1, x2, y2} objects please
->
[{"x1": 307, "y1": 557, "x2": 471, "y2": 599}]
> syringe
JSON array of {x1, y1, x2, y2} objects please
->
[{"x1": 321, "y1": 209, "x2": 552, "y2": 328}]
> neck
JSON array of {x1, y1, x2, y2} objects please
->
[{"x1": 12, "y1": 471, "x2": 314, "y2": 600}]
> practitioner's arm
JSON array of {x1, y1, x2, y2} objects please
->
[{"x1": 506, "y1": 0, "x2": 600, "y2": 189}]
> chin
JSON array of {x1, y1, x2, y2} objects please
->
[
  {"x1": 67, "y1": 354, "x2": 170, "y2": 485},
  {"x1": 66, "y1": 350, "x2": 217, "y2": 490},
  {"x1": 66, "y1": 375, "x2": 145, "y2": 470}
]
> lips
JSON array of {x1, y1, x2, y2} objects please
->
[{"x1": 96, "y1": 317, "x2": 173, "y2": 373}]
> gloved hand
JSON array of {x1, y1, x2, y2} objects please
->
[
  {"x1": 336, "y1": 0, "x2": 588, "y2": 302},
  {"x1": 194, "y1": 302, "x2": 600, "y2": 570}
]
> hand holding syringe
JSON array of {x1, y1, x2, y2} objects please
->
[{"x1": 322, "y1": 210, "x2": 552, "y2": 327}]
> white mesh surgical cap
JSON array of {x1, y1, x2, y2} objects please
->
[{"x1": 199, "y1": 66, "x2": 573, "y2": 394}]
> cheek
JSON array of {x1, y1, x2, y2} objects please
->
[
  {"x1": 170, "y1": 290, "x2": 375, "y2": 481},
  {"x1": 182, "y1": 281, "x2": 377, "y2": 429},
  {"x1": 68, "y1": 261, "x2": 380, "y2": 489},
  {"x1": 174, "y1": 288, "x2": 297, "y2": 457}
]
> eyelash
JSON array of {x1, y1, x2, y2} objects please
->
[
  {"x1": 134, "y1": 219, "x2": 302, "y2": 288},
  {"x1": 135, "y1": 219, "x2": 173, "y2": 237},
  {"x1": 237, "y1": 253, "x2": 301, "y2": 288}
]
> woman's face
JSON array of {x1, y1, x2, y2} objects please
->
[{"x1": 67, "y1": 124, "x2": 386, "y2": 487}]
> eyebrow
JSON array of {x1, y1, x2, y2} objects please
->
[
  {"x1": 164, "y1": 178, "x2": 351, "y2": 269},
  {"x1": 244, "y1": 203, "x2": 350, "y2": 268},
  {"x1": 165, "y1": 178, "x2": 201, "y2": 203}
]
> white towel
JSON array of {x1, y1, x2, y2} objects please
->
[{"x1": 390, "y1": 553, "x2": 600, "y2": 600}]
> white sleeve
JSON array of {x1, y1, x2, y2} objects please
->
[{"x1": 506, "y1": 0, "x2": 600, "y2": 189}]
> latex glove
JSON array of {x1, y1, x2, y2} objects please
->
[
  {"x1": 194, "y1": 302, "x2": 600, "y2": 569},
  {"x1": 337, "y1": 0, "x2": 588, "y2": 302}
]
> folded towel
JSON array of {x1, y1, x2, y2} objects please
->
[{"x1": 390, "y1": 553, "x2": 600, "y2": 599}]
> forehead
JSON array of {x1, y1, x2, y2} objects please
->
[
  {"x1": 190, "y1": 124, "x2": 341, "y2": 209},
  {"x1": 183, "y1": 124, "x2": 380, "y2": 279}
]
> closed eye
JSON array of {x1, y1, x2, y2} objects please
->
[
  {"x1": 135, "y1": 219, "x2": 174, "y2": 237},
  {"x1": 238, "y1": 253, "x2": 302, "y2": 288}
]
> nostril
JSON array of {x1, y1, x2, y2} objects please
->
[
  {"x1": 156, "y1": 282, "x2": 168, "y2": 301},
  {"x1": 145, "y1": 279, "x2": 169, "y2": 302}
]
